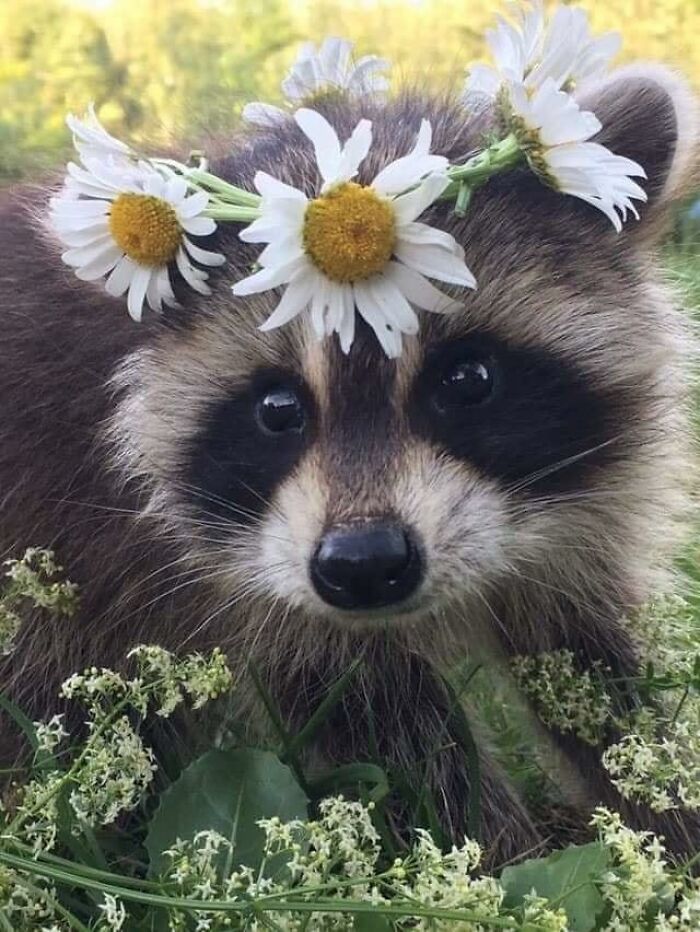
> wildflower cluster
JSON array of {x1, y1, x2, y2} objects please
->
[
  {"x1": 511, "y1": 649, "x2": 613, "y2": 744},
  {"x1": 603, "y1": 701, "x2": 700, "y2": 813},
  {"x1": 0, "y1": 548, "x2": 77, "y2": 654},
  {"x1": 592, "y1": 807, "x2": 700, "y2": 930},
  {"x1": 160, "y1": 796, "x2": 567, "y2": 931},
  {"x1": 7, "y1": 645, "x2": 233, "y2": 852},
  {"x1": 0, "y1": 864, "x2": 63, "y2": 931},
  {"x1": 510, "y1": 592, "x2": 700, "y2": 815}
]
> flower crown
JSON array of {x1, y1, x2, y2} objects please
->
[{"x1": 50, "y1": 2, "x2": 646, "y2": 358}]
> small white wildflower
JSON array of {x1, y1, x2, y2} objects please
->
[
  {"x1": 34, "y1": 715, "x2": 68, "y2": 755},
  {"x1": 511, "y1": 649, "x2": 612, "y2": 744},
  {"x1": 98, "y1": 893, "x2": 127, "y2": 931},
  {"x1": 244, "y1": 36, "x2": 390, "y2": 127}
]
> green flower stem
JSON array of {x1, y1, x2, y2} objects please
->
[
  {"x1": 185, "y1": 169, "x2": 262, "y2": 207},
  {"x1": 0, "y1": 849, "x2": 519, "y2": 926},
  {"x1": 151, "y1": 159, "x2": 261, "y2": 207},
  {"x1": 442, "y1": 133, "x2": 523, "y2": 201},
  {"x1": 204, "y1": 204, "x2": 261, "y2": 222}
]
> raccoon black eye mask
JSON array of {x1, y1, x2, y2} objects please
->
[
  {"x1": 48, "y1": 1, "x2": 648, "y2": 358},
  {"x1": 183, "y1": 329, "x2": 625, "y2": 533}
]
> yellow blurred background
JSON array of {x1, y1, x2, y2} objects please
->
[{"x1": 1, "y1": 0, "x2": 699, "y2": 182}]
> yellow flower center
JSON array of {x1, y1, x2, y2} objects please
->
[
  {"x1": 302, "y1": 182, "x2": 396, "y2": 283},
  {"x1": 109, "y1": 193, "x2": 182, "y2": 266}
]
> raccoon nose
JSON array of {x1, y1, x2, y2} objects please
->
[{"x1": 311, "y1": 522, "x2": 421, "y2": 611}]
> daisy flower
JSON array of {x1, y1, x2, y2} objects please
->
[
  {"x1": 508, "y1": 78, "x2": 647, "y2": 230},
  {"x1": 65, "y1": 103, "x2": 132, "y2": 164},
  {"x1": 232, "y1": 108, "x2": 475, "y2": 358},
  {"x1": 50, "y1": 153, "x2": 225, "y2": 321},
  {"x1": 243, "y1": 37, "x2": 390, "y2": 128},
  {"x1": 466, "y1": 2, "x2": 620, "y2": 100}
]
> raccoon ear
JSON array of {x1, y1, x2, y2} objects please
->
[{"x1": 576, "y1": 64, "x2": 699, "y2": 234}]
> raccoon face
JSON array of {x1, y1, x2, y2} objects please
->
[{"x1": 113, "y1": 68, "x2": 695, "y2": 641}]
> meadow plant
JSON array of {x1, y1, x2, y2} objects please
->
[{"x1": 0, "y1": 549, "x2": 699, "y2": 929}]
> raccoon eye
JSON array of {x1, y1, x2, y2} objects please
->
[
  {"x1": 256, "y1": 386, "x2": 306, "y2": 435},
  {"x1": 435, "y1": 357, "x2": 495, "y2": 410}
]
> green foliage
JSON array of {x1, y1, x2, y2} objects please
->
[
  {"x1": 501, "y1": 843, "x2": 610, "y2": 931},
  {"x1": 0, "y1": 549, "x2": 699, "y2": 927},
  {"x1": 1, "y1": 0, "x2": 700, "y2": 185},
  {"x1": 146, "y1": 748, "x2": 309, "y2": 877}
]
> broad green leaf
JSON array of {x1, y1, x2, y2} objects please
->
[
  {"x1": 145, "y1": 748, "x2": 309, "y2": 877},
  {"x1": 500, "y1": 841, "x2": 610, "y2": 932},
  {"x1": 353, "y1": 913, "x2": 393, "y2": 931}
]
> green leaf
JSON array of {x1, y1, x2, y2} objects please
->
[
  {"x1": 353, "y1": 913, "x2": 393, "y2": 931},
  {"x1": 500, "y1": 841, "x2": 610, "y2": 932},
  {"x1": 145, "y1": 748, "x2": 309, "y2": 878}
]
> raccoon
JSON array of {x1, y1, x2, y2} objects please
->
[{"x1": 1, "y1": 64, "x2": 699, "y2": 865}]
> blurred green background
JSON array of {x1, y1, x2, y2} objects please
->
[
  {"x1": 1, "y1": 0, "x2": 699, "y2": 183},
  {"x1": 0, "y1": 0, "x2": 698, "y2": 370}
]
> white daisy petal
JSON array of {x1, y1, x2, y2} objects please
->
[
  {"x1": 165, "y1": 176, "x2": 189, "y2": 205},
  {"x1": 466, "y1": 64, "x2": 502, "y2": 99},
  {"x1": 62, "y1": 236, "x2": 118, "y2": 267},
  {"x1": 243, "y1": 102, "x2": 288, "y2": 127},
  {"x1": 397, "y1": 221, "x2": 457, "y2": 251},
  {"x1": 337, "y1": 285, "x2": 356, "y2": 354},
  {"x1": 467, "y1": 1, "x2": 618, "y2": 102},
  {"x1": 175, "y1": 247, "x2": 211, "y2": 295},
  {"x1": 50, "y1": 198, "x2": 110, "y2": 219},
  {"x1": 66, "y1": 104, "x2": 131, "y2": 163},
  {"x1": 310, "y1": 277, "x2": 330, "y2": 339},
  {"x1": 105, "y1": 256, "x2": 139, "y2": 297},
  {"x1": 177, "y1": 191, "x2": 210, "y2": 219},
  {"x1": 183, "y1": 237, "x2": 226, "y2": 267},
  {"x1": 366, "y1": 276, "x2": 419, "y2": 335},
  {"x1": 371, "y1": 123, "x2": 448, "y2": 196},
  {"x1": 395, "y1": 241, "x2": 477, "y2": 289},
  {"x1": 385, "y1": 262, "x2": 462, "y2": 312},
  {"x1": 391, "y1": 174, "x2": 450, "y2": 225},
  {"x1": 335, "y1": 119, "x2": 373, "y2": 185},
  {"x1": 274, "y1": 36, "x2": 390, "y2": 109},
  {"x1": 354, "y1": 280, "x2": 402, "y2": 358},
  {"x1": 51, "y1": 215, "x2": 110, "y2": 238},
  {"x1": 72, "y1": 246, "x2": 122, "y2": 281},
  {"x1": 258, "y1": 234, "x2": 305, "y2": 269},
  {"x1": 157, "y1": 266, "x2": 179, "y2": 308},
  {"x1": 239, "y1": 206, "x2": 306, "y2": 244},
  {"x1": 146, "y1": 272, "x2": 164, "y2": 312},
  {"x1": 259, "y1": 271, "x2": 316, "y2": 331},
  {"x1": 127, "y1": 266, "x2": 152, "y2": 322},
  {"x1": 180, "y1": 215, "x2": 216, "y2": 237},
  {"x1": 57, "y1": 225, "x2": 112, "y2": 248},
  {"x1": 295, "y1": 108, "x2": 342, "y2": 187},
  {"x1": 254, "y1": 171, "x2": 308, "y2": 203},
  {"x1": 232, "y1": 256, "x2": 308, "y2": 296}
]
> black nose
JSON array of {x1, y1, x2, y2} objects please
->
[{"x1": 311, "y1": 521, "x2": 422, "y2": 611}]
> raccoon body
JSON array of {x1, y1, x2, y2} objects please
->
[{"x1": 1, "y1": 66, "x2": 699, "y2": 863}]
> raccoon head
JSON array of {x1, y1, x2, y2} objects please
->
[{"x1": 112, "y1": 67, "x2": 698, "y2": 659}]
